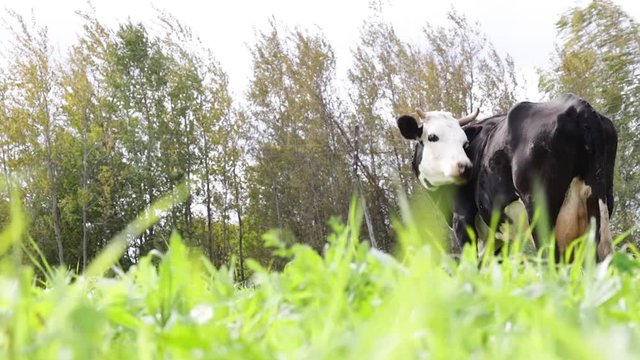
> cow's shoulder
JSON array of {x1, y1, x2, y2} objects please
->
[
  {"x1": 505, "y1": 94, "x2": 591, "y2": 144},
  {"x1": 507, "y1": 93, "x2": 584, "y2": 123},
  {"x1": 549, "y1": 94, "x2": 616, "y2": 142}
]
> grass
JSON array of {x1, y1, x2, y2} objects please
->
[{"x1": 1, "y1": 187, "x2": 640, "y2": 359}]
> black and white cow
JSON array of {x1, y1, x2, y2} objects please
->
[{"x1": 397, "y1": 94, "x2": 617, "y2": 261}]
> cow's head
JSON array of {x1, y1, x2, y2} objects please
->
[{"x1": 397, "y1": 108, "x2": 479, "y2": 190}]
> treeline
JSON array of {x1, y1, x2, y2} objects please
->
[{"x1": 1, "y1": 1, "x2": 639, "y2": 276}]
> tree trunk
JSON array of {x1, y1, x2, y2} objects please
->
[
  {"x1": 233, "y1": 170, "x2": 245, "y2": 282},
  {"x1": 359, "y1": 179, "x2": 378, "y2": 249},
  {"x1": 352, "y1": 124, "x2": 377, "y2": 248},
  {"x1": 204, "y1": 156, "x2": 214, "y2": 264},
  {"x1": 222, "y1": 167, "x2": 230, "y2": 264},
  {"x1": 183, "y1": 107, "x2": 193, "y2": 241},
  {"x1": 81, "y1": 109, "x2": 89, "y2": 271},
  {"x1": 45, "y1": 123, "x2": 64, "y2": 265},
  {"x1": 273, "y1": 176, "x2": 282, "y2": 228},
  {"x1": 142, "y1": 89, "x2": 158, "y2": 252},
  {"x1": 0, "y1": 144, "x2": 9, "y2": 181},
  {"x1": 183, "y1": 187, "x2": 192, "y2": 240}
]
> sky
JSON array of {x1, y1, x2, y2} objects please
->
[{"x1": 2, "y1": 0, "x2": 640, "y2": 102}]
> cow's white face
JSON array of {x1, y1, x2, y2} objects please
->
[{"x1": 397, "y1": 110, "x2": 473, "y2": 190}]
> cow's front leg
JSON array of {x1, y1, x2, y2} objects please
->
[{"x1": 452, "y1": 187, "x2": 478, "y2": 256}]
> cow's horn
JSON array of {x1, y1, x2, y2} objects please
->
[
  {"x1": 416, "y1": 108, "x2": 427, "y2": 120},
  {"x1": 458, "y1": 108, "x2": 480, "y2": 126}
]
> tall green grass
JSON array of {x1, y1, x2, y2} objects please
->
[{"x1": 0, "y1": 186, "x2": 639, "y2": 359}]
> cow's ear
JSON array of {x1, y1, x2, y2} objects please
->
[
  {"x1": 397, "y1": 115, "x2": 423, "y2": 140},
  {"x1": 464, "y1": 126, "x2": 482, "y2": 142}
]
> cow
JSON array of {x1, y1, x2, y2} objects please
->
[{"x1": 397, "y1": 94, "x2": 617, "y2": 261}]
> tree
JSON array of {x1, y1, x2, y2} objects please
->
[
  {"x1": 246, "y1": 20, "x2": 352, "y2": 261},
  {"x1": 59, "y1": 12, "x2": 116, "y2": 270},
  {"x1": 420, "y1": 10, "x2": 521, "y2": 115},
  {"x1": 3, "y1": 11, "x2": 66, "y2": 265},
  {"x1": 539, "y1": 0, "x2": 640, "y2": 241},
  {"x1": 348, "y1": 20, "x2": 412, "y2": 250},
  {"x1": 157, "y1": 12, "x2": 235, "y2": 265},
  {"x1": 105, "y1": 22, "x2": 176, "y2": 261},
  {"x1": 347, "y1": 10, "x2": 522, "y2": 250}
]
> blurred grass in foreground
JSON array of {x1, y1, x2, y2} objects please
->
[{"x1": 0, "y1": 185, "x2": 639, "y2": 359}]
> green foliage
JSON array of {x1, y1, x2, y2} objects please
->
[
  {"x1": 246, "y1": 20, "x2": 353, "y2": 255},
  {"x1": 0, "y1": 9, "x2": 242, "y2": 272},
  {"x1": 1, "y1": 191, "x2": 640, "y2": 359}
]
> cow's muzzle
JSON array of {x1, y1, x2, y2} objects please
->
[{"x1": 455, "y1": 161, "x2": 473, "y2": 183}]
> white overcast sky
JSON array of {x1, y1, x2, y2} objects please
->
[{"x1": 2, "y1": 0, "x2": 640, "y2": 101}]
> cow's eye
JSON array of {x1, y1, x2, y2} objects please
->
[
  {"x1": 427, "y1": 134, "x2": 439, "y2": 142},
  {"x1": 464, "y1": 141, "x2": 469, "y2": 149}
]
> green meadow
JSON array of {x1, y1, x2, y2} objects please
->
[{"x1": 1, "y1": 188, "x2": 638, "y2": 360}]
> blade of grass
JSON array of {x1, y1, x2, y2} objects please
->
[{"x1": 86, "y1": 182, "x2": 189, "y2": 277}]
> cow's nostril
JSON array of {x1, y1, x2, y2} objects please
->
[{"x1": 458, "y1": 162, "x2": 472, "y2": 177}]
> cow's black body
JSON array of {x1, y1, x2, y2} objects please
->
[{"x1": 450, "y1": 94, "x2": 617, "y2": 257}]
